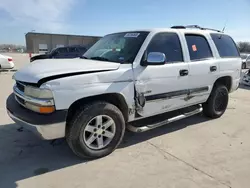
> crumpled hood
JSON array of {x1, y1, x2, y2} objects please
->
[{"x1": 14, "y1": 58, "x2": 120, "y2": 83}]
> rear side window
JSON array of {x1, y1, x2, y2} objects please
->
[
  {"x1": 147, "y1": 32, "x2": 183, "y2": 63},
  {"x1": 69, "y1": 47, "x2": 78, "y2": 53},
  {"x1": 57, "y1": 47, "x2": 68, "y2": 53},
  {"x1": 185, "y1": 34, "x2": 213, "y2": 61},
  {"x1": 210, "y1": 34, "x2": 240, "y2": 58}
]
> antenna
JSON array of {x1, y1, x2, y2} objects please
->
[
  {"x1": 221, "y1": 19, "x2": 228, "y2": 33},
  {"x1": 219, "y1": 19, "x2": 228, "y2": 39}
]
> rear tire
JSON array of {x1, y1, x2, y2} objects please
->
[
  {"x1": 66, "y1": 101, "x2": 125, "y2": 159},
  {"x1": 202, "y1": 85, "x2": 228, "y2": 118}
]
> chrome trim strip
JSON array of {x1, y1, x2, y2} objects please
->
[
  {"x1": 13, "y1": 85, "x2": 54, "y2": 106},
  {"x1": 15, "y1": 95, "x2": 26, "y2": 108}
]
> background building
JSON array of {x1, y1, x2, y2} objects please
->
[{"x1": 25, "y1": 32, "x2": 101, "y2": 53}]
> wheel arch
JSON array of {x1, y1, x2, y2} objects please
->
[
  {"x1": 213, "y1": 76, "x2": 232, "y2": 92},
  {"x1": 66, "y1": 93, "x2": 130, "y2": 125}
]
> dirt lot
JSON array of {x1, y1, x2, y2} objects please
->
[{"x1": 0, "y1": 53, "x2": 250, "y2": 188}]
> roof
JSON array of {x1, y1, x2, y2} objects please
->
[{"x1": 108, "y1": 26, "x2": 224, "y2": 36}]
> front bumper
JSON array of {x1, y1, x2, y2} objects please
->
[{"x1": 6, "y1": 93, "x2": 67, "y2": 140}]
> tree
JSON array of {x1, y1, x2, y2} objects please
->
[{"x1": 237, "y1": 42, "x2": 250, "y2": 53}]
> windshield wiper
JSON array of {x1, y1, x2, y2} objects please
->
[{"x1": 90, "y1": 56, "x2": 110, "y2": 61}]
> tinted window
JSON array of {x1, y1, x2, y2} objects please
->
[
  {"x1": 57, "y1": 47, "x2": 68, "y2": 53},
  {"x1": 211, "y1": 34, "x2": 240, "y2": 58},
  {"x1": 147, "y1": 33, "x2": 183, "y2": 63},
  {"x1": 185, "y1": 35, "x2": 213, "y2": 61},
  {"x1": 69, "y1": 47, "x2": 77, "y2": 53},
  {"x1": 78, "y1": 47, "x2": 87, "y2": 53}
]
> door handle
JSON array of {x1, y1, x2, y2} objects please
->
[
  {"x1": 179, "y1": 69, "x2": 189, "y2": 76},
  {"x1": 210, "y1": 66, "x2": 217, "y2": 72}
]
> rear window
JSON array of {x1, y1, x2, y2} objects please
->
[{"x1": 210, "y1": 34, "x2": 240, "y2": 58}]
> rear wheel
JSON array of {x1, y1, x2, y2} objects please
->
[
  {"x1": 66, "y1": 101, "x2": 125, "y2": 159},
  {"x1": 202, "y1": 85, "x2": 228, "y2": 118}
]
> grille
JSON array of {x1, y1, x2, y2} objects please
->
[{"x1": 16, "y1": 81, "x2": 25, "y2": 92}]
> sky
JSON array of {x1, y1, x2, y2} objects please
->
[{"x1": 0, "y1": 0, "x2": 250, "y2": 45}]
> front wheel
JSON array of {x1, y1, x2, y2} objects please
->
[
  {"x1": 202, "y1": 85, "x2": 229, "y2": 119},
  {"x1": 66, "y1": 102, "x2": 125, "y2": 159}
]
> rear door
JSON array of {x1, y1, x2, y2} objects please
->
[{"x1": 184, "y1": 33, "x2": 219, "y2": 105}]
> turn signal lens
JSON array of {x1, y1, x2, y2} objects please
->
[
  {"x1": 25, "y1": 102, "x2": 55, "y2": 114},
  {"x1": 39, "y1": 106, "x2": 55, "y2": 114}
]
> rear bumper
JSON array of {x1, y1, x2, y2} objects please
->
[
  {"x1": 6, "y1": 93, "x2": 67, "y2": 140},
  {"x1": 231, "y1": 78, "x2": 240, "y2": 92}
]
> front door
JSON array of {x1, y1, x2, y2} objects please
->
[{"x1": 134, "y1": 32, "x2": 190, "y2": 118}]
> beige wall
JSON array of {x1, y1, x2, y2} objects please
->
[
  {"x1": 68, "y1": 36, "x2": 83, "y2": 45},
  {"x1": 51, "y1": 35, "x2": 68, "y2": 49},
  {"x1": 32, "y1": 34, "x2": 51, "y2": 53}
]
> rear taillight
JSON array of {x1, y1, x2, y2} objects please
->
[{"x1": 8, "y1": 58, "x2": 12, "y2": 62}]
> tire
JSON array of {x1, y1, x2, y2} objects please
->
[
  {"x1": 242, "y1": 63, "x2": 246, "y2": 69},
  {"x1": 66, "y1": 101, "x2": 125, "y2": 159},
  {"x1": 202, "y1": 85, "x2": 228, "y2": 119}
]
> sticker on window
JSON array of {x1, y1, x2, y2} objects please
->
[
  {"x1": 192, "y1": 45, "x2": 197, "y2": 52},
  {"x1": 124, "y1": 33, "x2": 140, "y2": 38}
]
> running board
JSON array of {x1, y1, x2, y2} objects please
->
[{"x1": 127, "y1": 106, "x2": 203, "y2": 133}]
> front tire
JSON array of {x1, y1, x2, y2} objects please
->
[
  {"x1": 66, "y1": 101, "x2": 125, "y2": 159},
  {"x1": 202, "y1": 85, "x2": 229, "y2": 118}
]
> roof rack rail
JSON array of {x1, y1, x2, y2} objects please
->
[{"x1": 171, "y1": 25, "x2": 222, "y2": 33}]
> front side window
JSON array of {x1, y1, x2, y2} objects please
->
[
  {"x1": 147, "y1": 32, "x2": 183, "y2": 63},
  {"x1": 185, "y1": 34, "x2": 213, "y2": 61},
  {"x1": 210, "y1": 34, "x2": 240, "y2": 58},
  {"x1": 83, "y1": 32, "x2": 149, "y2": 63}
]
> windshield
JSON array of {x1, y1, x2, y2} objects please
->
[
  {"x1": 83, "y1": 32, "x2": 149, "y2": 63},
  {"x1": 241, "y1": 54, "x2": 248, "y2": 59}
]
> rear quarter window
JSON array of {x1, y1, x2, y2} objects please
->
[{"x1": 210, "y1": 34, "x2": 240, "y2": 58}]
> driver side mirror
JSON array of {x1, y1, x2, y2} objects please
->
[{"x1": 141, "y1": 52, "x2": 166, "y2": 66}]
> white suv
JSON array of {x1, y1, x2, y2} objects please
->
[{"x1": 7, "y1": 26, "x2": 241, "y2": 159}]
